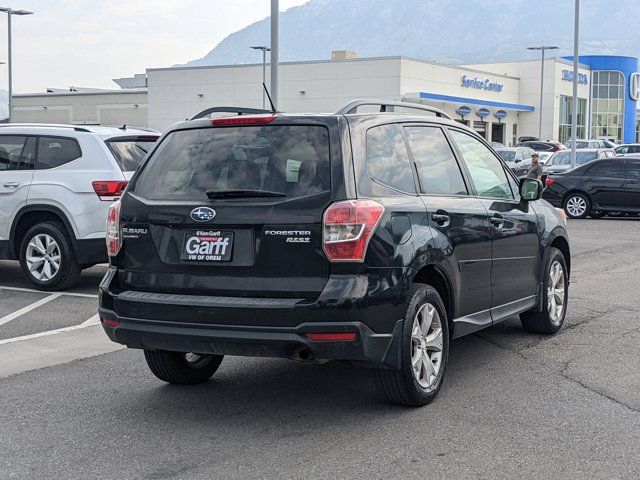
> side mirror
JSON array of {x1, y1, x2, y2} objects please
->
[
  {"x1": 515, "y1": 158, "x2": 522, "y2": 163},
  {"x1": 519, "y1": 178, "x2": 542, "y2": 201}
]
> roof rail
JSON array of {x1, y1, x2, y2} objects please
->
[
  {"x1": 335, "y1": 99, "x2": 452, "y2": 120},
  {"x1": 0, "y1": 123, "x2": 93, "y2": 132},
  {"x1": 190, "y1": 106, "x2": 273, "y2": 121}
]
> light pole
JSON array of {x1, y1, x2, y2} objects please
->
[
  {"x1": 270, "y1": 0, "x2": 278, "y2": 110},
  {"x1": 570, "y1": 0, "x2": 580, "y2": 169},
  {"x1": 527, "y1": 45, "x2": 558, "y2": 140},
  {"x1": 251, "y1": 46, "x2": 270, "y2": 109},
  {"x1": 0, "y1": 7, "x2": 33, "y2": 123}
]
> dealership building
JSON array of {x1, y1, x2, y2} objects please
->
[{"x1": 14, "y1": 53, "x2": 640, "y2": 145}]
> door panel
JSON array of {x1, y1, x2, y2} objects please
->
[
  {"x1": 626, "y1": 160, "x2": 640, "y2": 209},
  {"x1": 0, "y1": 136, "x2": 36, "y2": 240},
  {"x1": 479, "y1": 198, "x2": 540, "y2": 306},
  {"x1": 421, "y1": 195, "x2": 492, "y2": 319},
  {"x1": 584, "y1": 160, "x2": 626, "y2": 209}
]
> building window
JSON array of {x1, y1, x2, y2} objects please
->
[
  {"x1": 512, "y1": 123, "x2": 517, "y2": 146},
  {"x1": 636, "y1": 118, "x2": 640, "y2": 143},
  {"x1": 558, "y1": 95, "x2": 587, "y2": 144},
  {"x1": 590, "y1": 71, "x2": 624, "y2": 142}
]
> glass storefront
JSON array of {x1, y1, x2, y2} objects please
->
[
  {"x1": 558, "y1": 95, "x2": 587, "y2": 143},
  {"x1": 636, "y1": 117, "x2": 640, "y2": 142},
  {"x1": 590, "y1": 71, "x2": 625, "y2": 142}
]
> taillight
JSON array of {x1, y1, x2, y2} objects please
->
[
  {"x1": 545, "y1": 177, "x2": 555, "y2": 186},
  {"x1": 322, "y1": 199, "x2": 384, "y2": 262},
  {"x1": 92, "y1": 181, "x2": 128, "y2": 201},
  {"x1": 106, "y1": 200, "x2": 121, "y2": 257},
  {"x1": 212, "y1": 115, "x2": 276, "y2": 126}
]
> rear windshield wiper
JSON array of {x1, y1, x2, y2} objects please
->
[{"x1": 205, "y1": 189, "x2": 287, "y2": 199}]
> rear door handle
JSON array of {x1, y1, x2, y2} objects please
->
[
  {"x1": 431, "y1": 212, "x2": 450, "y2": 226},
  {"x1": 3, "y1": 182, "x2": 19, "y2": 188}
]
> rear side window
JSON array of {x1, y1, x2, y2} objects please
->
[
  {"x1": 404, "y1": 126, "x2": 467, "y2": 195},
  {"x1": 366, "y1": 124, "x2": 415, "y2": 193},
  {"x1": 0, "y1": 135, "x2": 35, "y2": 170},
  {"x1": 586, "y1": 161, "x2": 625, "y2": 178},
  {"x1": 106, "y1": 136, "x2": 158, "y2": 172},
  {"x1": 36, "y1": 137, "x2": 82, "y2": 169},
  {"x1": 133, "y1": 126, "x2": 330, "y2": 200}
]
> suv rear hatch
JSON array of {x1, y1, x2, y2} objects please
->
[{"x1": 117, "y1": 118, "x2": 338, "y2": 299}]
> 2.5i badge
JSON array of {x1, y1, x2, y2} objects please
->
[{"x1": 181, "y1": 230, "x2": 234, "y2": 262}]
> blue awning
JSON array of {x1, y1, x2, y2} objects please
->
[{"x1": 410, "y1": 92, "x2": 535, "y2": 112}]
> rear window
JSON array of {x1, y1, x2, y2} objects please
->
[
  {"x1": 132, "y1": 126, "x2": 330, "y2": 200},
  {"x1": 36, "y1": 136, "x2": 82, "y2": 169},
  {"x1": 106, "y1": 136, "x2": 158, "y2": 172}
]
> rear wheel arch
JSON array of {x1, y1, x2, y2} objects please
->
[
  {"x1": 549, "y1": 235, "x2": 570, "y2": 278},
  {"x1": 411, "y1": 264, "x2": 454, "y2": 328},
  {"x1": 10, "y1": 205, "x2": 78, "y2": 258}
]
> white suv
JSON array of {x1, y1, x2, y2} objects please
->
[{"x1": 0, "y1": 124, "x2": 159, "y2": 290}]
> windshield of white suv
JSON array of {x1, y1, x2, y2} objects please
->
[
  {"x1": 106, "y1": 136, "x2": 158, "y2": 172},
  {"x1": 132, "y1": 125, "x2": 331, "y2": 201}
]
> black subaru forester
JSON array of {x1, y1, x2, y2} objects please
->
[{"x1": 99, "y1": 100, "x2": 570, "y2": 406}]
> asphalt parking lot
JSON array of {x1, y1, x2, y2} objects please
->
[{"x1": 1, "y1": 218, "x2": 639, "y2": 479}]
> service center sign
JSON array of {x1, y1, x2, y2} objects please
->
[{"x1": 461, "y1": 75, "x2": 504, "y2": 92}]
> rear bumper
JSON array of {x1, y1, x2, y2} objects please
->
[{"x1": 98, "y1": 267, "x2": 408, "y2": 367}]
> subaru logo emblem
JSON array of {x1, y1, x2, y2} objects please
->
[{"x1": 190, "y1": 207, "x2": 216, "y2": 222}]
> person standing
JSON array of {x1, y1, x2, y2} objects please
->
[{"x1": 526, "y1": 152, "x2": 543, "y2": 181}]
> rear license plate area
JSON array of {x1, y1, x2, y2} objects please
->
[{"x1": 181, "y1": 230, "x2": 234, "y2": 262}]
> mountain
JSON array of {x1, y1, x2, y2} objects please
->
[{"x1": 183, "y1": 0, "x2": 640, "y2": 67}]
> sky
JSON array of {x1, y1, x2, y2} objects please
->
[{"x1": 0, "y1": 0, "x2": 309, "y2": 93}]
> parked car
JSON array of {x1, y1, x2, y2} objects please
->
[
  {"x1": 495, "y1": 146, "x2": 533, "y2": 176},
  {"x1": 0, "y1": 124, "x2": 159, "y2": 290},
  {"x1": 516, "y1": 140, "x2": 566, "y2": 153},
  {"x1": 490, "y1": 141, "x2": 505, "y2": 148},
  {"x1": 99, "y1": 100, "x2": 571, "y2": 407},
  {"x1": 543, "y1": 156, "x2": 640, "y2": 218},
  {"x1": 566, "y1": 139, "x2": 608, "y2": 149},
  {"x1": 614, "y1": 144, "x2": 640, "y2": 156},
  {"x1": 517, "y1": 136, "x2": 539, "y2": 143},
  {"x1": 544, "y1": 148, "x2": 615, "y2": 174},
  {"x1": 600, "y1": 139, "x2": 618, "y2": 149},
  {"x1": 538, "y1": 151, "x2": 553, "y2": 166}
]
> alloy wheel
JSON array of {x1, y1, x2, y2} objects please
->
[
  {"x1": 411, "y1": 303, "x2": 444, "y2": 389},
  {"x1": 566, "y1": 196, "x2": 587, "y2": 218},
  {"x1": 547, "y1": 260, "x2": 565, "y2": 323},
  {"x1": 25, "y1": 234, "x2": 61, "y2": 281}
]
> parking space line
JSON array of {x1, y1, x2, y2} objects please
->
[
  {"x1": 0, "y1": 285, "x2": 98, "y2": 299},
  {"x1": 0, "y1": 293, "x2": 64, "y2": 327},
  {"x1": 0, "y1": 314, "x2": 100, "y2": 345}
]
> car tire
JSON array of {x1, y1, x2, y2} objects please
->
[
  {"x1": 19, "y1": 221, "x2": 81, "y2": 291},
  {"x1": 373, "y1": 284, "x2": 449, "y2": 407},
  {"x1": 520, "y1": 247, "x2": 568, "y2": 334},
  {"x1": 144, "y1": 350, "x2": 224, "y2": 385},
  {"x1": 564, "y1": 192, "x2": 590, "y2": 219}
]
